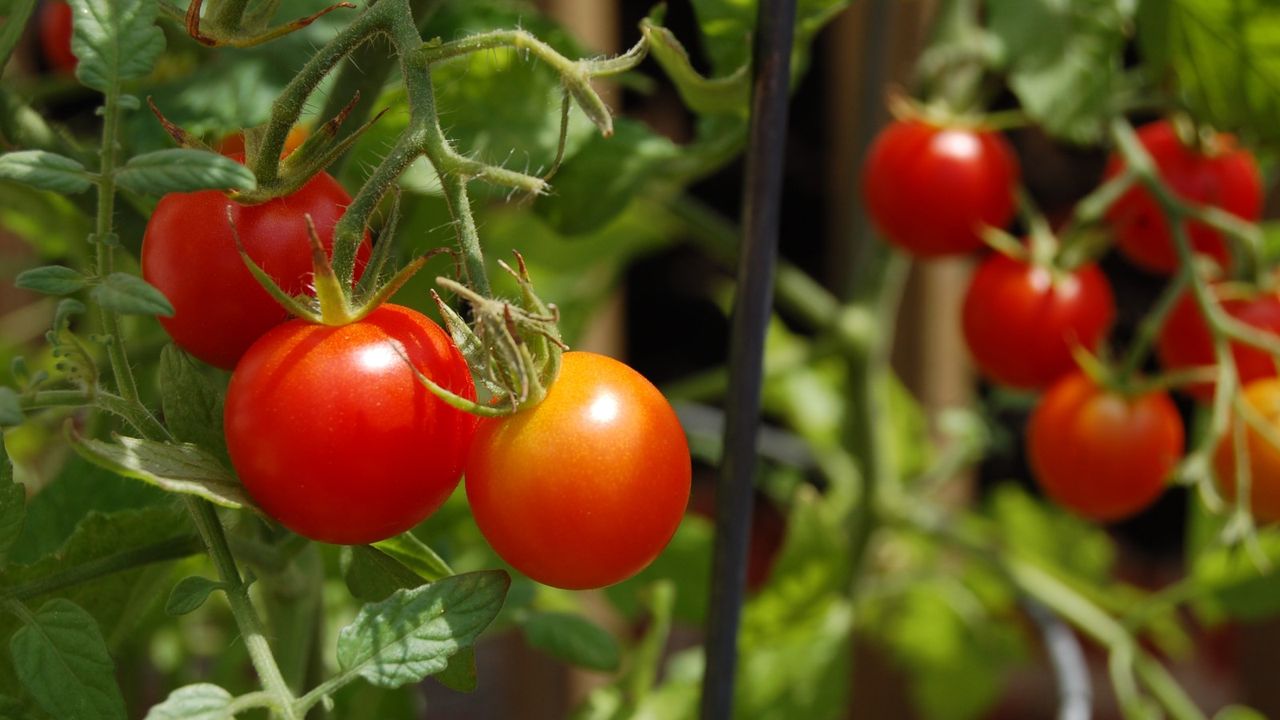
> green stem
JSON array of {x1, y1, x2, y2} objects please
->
[
  {"x1": 3, "y1": 536, "x2": 201, "y2": 601},
  {"x1": 437, "y1": 171, "x2": 490, "y2": 297},
  {"x1": 0, "y1": 0, "x2": 37, "y2": 72}
]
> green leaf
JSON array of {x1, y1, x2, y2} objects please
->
[
  {"x1": 343, "y1": 545, "x2": 428, "y2": 603},
  {"x1": 14, "y1": 265, "x2": 89, "y2": 296},
  {"x1": 990, "y1": 0, "x2": 1132, "y2": 143},
  {"x1": 68, "y1": 431, "x2": 254, "y2": 510},
  {"x1": 371, "y1": 533, "x2": 452, "y2": 583},
  {"x1": 68, "y1": 0, "x2": 166, "y2": 91},
  {"x1": 0, "y1": 479, "x2": 22, "y2": 569},
  {"x1": 639, "y1": 19, "x2": 749, "y2": 117},
  {"x1": 536, "y1": 119, "x2": 679, "y2": 236},
  {"x1": 1214, "y1": 707, "x2": 1268, "y2": 720},
  {"x1": 0, "y1": 151, "x2": 93, "y2": 194},
  {"x1": 142, "y1": 684, "x2": 235, "y2": 720},
  {"x1": 433, "y1": 647, "x2": 478, "y2": 693},
  {"x1": 1193, "y1": 525, "x2": 1280, "y2": 620},
  {"x1": 9, "y1": 599, "x2": 126, "y2": 720},
  {"x1": 0, "y1": 389, "x2": 22, "y2": 428},
  {"x1": 164, "y1": 576, "x2": 223, "y2": 616},
  {"x1": 89, "y1": 273, "x2": 174, "y2": 316},
  {"x1": 336, "y1": 570, "x2": 509, "y2": 688},
  {"x1": 520, "y1": 612, "x2": 620, "y2": 672},
  {"x1": 115, "y1": 150, "x2": 256, "y2": 195},
  {"x1": 1138, "y1": 0, "x2": 1280, "y2": 142},
  {"x1": 158, "y1": 346, "x2": 227, "y2": 461},
  {"x1": 0, "y1": 694, "x2": 31, "y2": 720}
]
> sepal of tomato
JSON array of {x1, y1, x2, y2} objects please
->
[
  {"x1": 861, "y1": 118, "x2": 1019, "y2": 257},
  {"x1": 224, "y1": 304, "x2": 477, "y2": 545},
  {"x1": 1104, "y1": 120, "x2": 1261, "y2": 274},
  {"x1": 142, "y1": 169, "x2": 371, "y2": 369},
  {"x1": 1027, "y1": 371, "x2": 1183, "y2": 522},
  {"x1": 1213, "y1": 378, "x2": 1280, "y2": 524},
  {"x1": 962, "y1": 252, "x2": 1115, "y2": 389},
  {"x1": 464, "y1": 352, "x2": 691, "y2": 590},
  {"x1": 1156, "y1": 286, "x2": 1280, "y2": 402}
]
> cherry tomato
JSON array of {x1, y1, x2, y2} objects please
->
[
  {"x1": 1213, "y1": 378, "x2": 1280, "y2": 523},
  {"x1": 464, "y1": 351, "x2": 691, "y2": 590},
  {"x1": 224, "y1": 304, "x2": 477, "y2": 545},
  {"x1": 1104, "y1": 120, "x2": 1261, "y2": 274},
  {"x1": 962, "y1": 252, "x2": 1115, "y2": 389},
  {"x1": 38, "y1": 1, "x2": 76, "y2": 75},
  {"x1": 142, "y1": 169, "x2": 371, "y2": 369},
  {"x1": 1156, "y1": 286, "x2": 1280, "y2": 402},
  {"x1": 1027, "y1": 371, "x2": 1183, "y2": 522},
  {"x1": 861, "y1": 118, "x2": 1019, "y2": 257},
  {"x1": 217, "y1": 126, "x2": 309, "y2": 158}
]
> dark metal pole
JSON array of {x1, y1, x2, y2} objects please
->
[{"x1": 699, "y1": 0, "x2": 798, "y2": 718}]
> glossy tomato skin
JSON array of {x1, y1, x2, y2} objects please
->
[
  {"x1": 1104, "y1": 120, "x2": 1262, "y2": 274},
  {"x1": 1027, "y1": 372, "x2": 1183, "y2": 522},
  {"x1": 142, "y1": 170, "x2": 371, "y2": 369},
  {"x1": 1214, "y1": 379, "x2": 1280, "y2": 523},
  {"x1": 962, "y1": 253, "x2": 1115, "y2": 389},
  {"x1": 39, "y1": 1, "x2": 76, "y2": 74},
  {"x1": 1156, "y1": 288, "x2": 1280, "y2": 402},
  {"x1": 224, "y1": 304, "x2": 477, "y2": 545},
  {"x1": 465, "y1": 352, "x2": 691, "y2": 590},
  {"x1": 861, "y1": 119, "x2": 1019, "y2": 257}
]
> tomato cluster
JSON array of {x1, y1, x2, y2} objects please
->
[{"x1": 862, "y1": 114, "x2": 1280, "y2": 523}]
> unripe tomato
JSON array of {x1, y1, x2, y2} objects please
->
[
  {"x1": 465, "y1": 352, "x2": 691, "y2": 590},
  {"x1": 1156, "y1": 286, "x2": 1280, "y2": 402},
  {"x1": 1104, "y1": 120, "x2": 1261, "y2": 274},
  {"x1": 962, "y1": 252, "x2": 1115, "y2": 390},
  {"x1": 1027, "y1": 372, "x2": 1183, "y2": 522},
  {"x1": 142, "y1": 170, "x2": 371, "y2": 369},
  {"x1": 861, "y1": 118, "x2": 1019, "y2": 257},
  {"x1": 224, "y1": 304, "x2": 477, "y2": 545},
  {"x1": 38, "y1": 1, "x2": 76, "y2": 75},
  {"x1": 1213, "y1": 379, "x2": 1280, "y2": 524}
]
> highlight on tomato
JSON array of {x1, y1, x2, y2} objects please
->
[
  {"x1": 224, "y1": 304, "x2": 478, "y2": 545},
  {"x1": 464, "y1": 351, "x2": 691, "y2": 590},
  {"x1": 861, "y1": 117, "x2": 1019, "y2": 257},
  {"x1": 141, "y1": 169, "x2": 371, "y2": 369},
  {"x1": 1156, "y1": 284, "x2": 1280, "y2": 402},
  {"x1": 1104, "y1": 119, "x2": 1262, "y2": 274},
  {"x1": 962, "y1": 251, "x2": 1115, "y2": 390},
  {"x1": 1213, "y1": 378, "x2": 1280, "y2": 524},
  {"x1": 1027, "y1": 371, "x2": 1184, "y2": 522}
]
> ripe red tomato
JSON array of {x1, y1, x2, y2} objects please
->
[
  {"x1": 962, "y1": 252, "x2": 1115, "y2": 389},
  {"x1": 142, "y1": 170, "x2": 371, "y2": 369},
  {"x1": 224, "y1": 304, "x2": 477, "y2": 545},
  {"x1": 1157, "y1": 286, "x2": 1280, "y2": 402},
  {"x1": 38, "y1": 1, "x2": 76, "y2": 75},
  {"x1": 1027, "y1": 372, "x2": 1183, "y2": 522},
  {"x1": 861, "y1": 118, "x2": 1019, "y2": 257},
  {"x1": 464, "y1": 352, "x2": 691, "y2": 589},
  {"x1": 217, "y1": 126, "x2": 309, "y2": 158},
  {"x1": 1104, "y1": 120, "x2": 1261, "y2": 274},
  {"x1": 1214, "y1": 378, "x2": 1280, "y2": 523}
]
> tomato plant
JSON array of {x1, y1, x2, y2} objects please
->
[
  {"x1": 1027, "y1": 372, "x2": 1183, "y2": 521},
  {"x1": 1104, "y1": 120, "x2": 1262, "y2": 274},
  {"x1": 464, "y1": 351, "x2": 691, "y2": 590},
  {"x1": 37, "y1": 1, "x2": 75, "y2": 74},
  {"x1": 216, "y1": 125, "x2": 309, "y2": 158},
  {"x1": 1156, "y1": 285, "x2": 1280, "y2": 402},
  {"x1": 961, "y1": 251, "x2": 1115, "y2": 389},
  {"x1": 141, "y1": 169, "x2": 371, "y2": 369},
  {"x1": 224, "y1": 304, "x2": 476, "y2": 545},
  {"x1": 861, "y1": 118, "x2": 1018, "y2": 257},
  {"x1": 1214, "y1": 379, "x2": 1280, "y2": 524}
]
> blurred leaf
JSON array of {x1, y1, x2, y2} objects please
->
[
  {"x1": 0, "y1": 390, "x2": 21, "y2": 428},
  {"x1": 115, "y1": 150, "x2": 256, "y2": 195},
  {"x1": 0, "y1": 694, "x2": 31, "y2": 720},
  {"x1": 0, "y1": 478, "x2": 22, "y2": 569},
  {"x1": 1214, "y1": 706, "x2": 1268, "y2": 720},
  {"x1": 736, "y1": 595, "x2": 853, "y2": 720},
  {"x1": 605, "y1": 516, "x2": 713, "y2": 625},
  {"x1": 158, "y1": 346, "x2": 227, "y2": 462},
  {"x1": 0, "y1": 152, "x2": 92, "y2": 194},
  {"x1": 520, "y1": 612, "x2": 621, "y2": 672},
  {"x1": 14, "y1": 265, "x2": 89, "y2": 296},
  {"x1": 1192, "y1": 524, "x2": 1280, "y2": 620},
  {"x1": 689, "y1": 0, "x2": 852, "y2": 77},
  {"x1": 69, "y1": 431, "x2": 252, "y2": 510},
  {"x1": 142, "y1": 684, "x2": 234, "y2": 720},
  {"x1": 988, "y1": 484, "x2": 1115, "y2": 583},
  {"x1": 90, "y1": 273, "x2": 173, "y2": 316},
  {"x1": 536, "y1": 119, "x2": 679, "y2": 236},
  {"x1": 164, "y1": 576, "x2": 223, "y2": 616},
  {"x1": 68, "y1": 0, "x2": 166, "y2": 91},
  {"x1": 336, "y1": 570, "x2": 509, "y2": 688},
  {"x1": 0, "y1": 184, "x2": 87, "y2": 257},
  {"x1": 10, "y1": 599, "x2": 126, "y2": 720},
  {"x1": 1138, "y1": 0, "x2": 1280, "y2": 143}
]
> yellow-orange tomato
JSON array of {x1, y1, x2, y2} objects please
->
[
  {"x1": 217, "y1": 125, "x2": 309, "y2": 158},
  {"x1": 1214, "y1": 378, "x2": 1280, "y2": 523}
]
